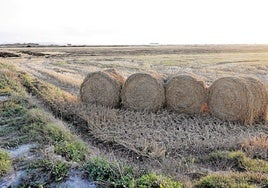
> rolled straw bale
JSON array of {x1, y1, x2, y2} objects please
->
[
  {"x1": 121, "y1": 72, "x2": 165, "y2": 111},
  {"x1": 243, "y1": 77, "x2": 268, "y2": 123},
  {"x1": 208, "y1": 76, "x2": 268, "y2": 124},
  {"x1": 80, "y1": 69, "x2": 125, "y2": 107},
  {"x1": 165, "y1": 74, "x2": 207, "y2": 114}
]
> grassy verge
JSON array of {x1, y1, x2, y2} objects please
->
[
  {"x1": 84, "y1": 158, "x2": 181, "y2": 188},
  {"x1": 194, "y1": 151, "x2": 268, "y2": 187},
  {"x1": 0, "y1": 69, "x2": 87, "y2": 162},
  {"x1": 199, "y1": 151, "x2": 268, "y2": 173},
  {"x1": 0, "y1": 64, "x2": 86, "y2": 186},
  {"x1": 194, "y1": 172, "x2": 268, "y2": 188}
]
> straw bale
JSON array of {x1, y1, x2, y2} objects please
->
[
  {"x1": 165, "y1": 74, "x2": 207, "y2": 114},
  {"x1": 121, "y1": 72, "x2": 165, "y2": 111},
  {"x1": 208, "y1": 76, "x2": 268, "y2": 124},
  {"x1": 80, "y1": 69, "x2": 125, "y2": 107}
]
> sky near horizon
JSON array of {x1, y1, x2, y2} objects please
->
[{"x1": 1, "y1": 0, "x2": 268, "y2": 45}]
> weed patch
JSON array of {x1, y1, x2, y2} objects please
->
[
  {"x1": 200, "y1": 151, "x2": 268, "y2": 173},
  {"x1": 194, "y1": 172, "x2": 268, "y2": 188},
  {"x1": 0, "y1": 149, "x2": 11, "y2": 175},
  {"x1": 85, "y1": 158, "x2": 182, "y2": 188},
  {"x1": 240, "y1": 134, "x2": 268, "y2": 160},
  {"x1": 85, "y1": 158, "x2": 134, "y2": 187},
  {"x1": 134, "y1": 173, "x2": 182, "y2": 188},
  {"x1": 21, "y1": 159, "x2": 69, "y2": 186},
  {"x1": 55, "y1": 141, "x2": 87, "y2": 162}
]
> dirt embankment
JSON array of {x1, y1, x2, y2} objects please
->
[{"x1": 0, "y1": 52, "x2": 20, "y2": 58}]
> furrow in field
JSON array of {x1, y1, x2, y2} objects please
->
[{"x1": 16, "y1": 63, "x2": 82, "y2": 95}]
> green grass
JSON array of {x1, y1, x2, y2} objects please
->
[
  {"x1": 228, "y1": 151, "x2": 268, "y2": 173},
  {"x1": 0, "y1": 66, "x2": 88, "y2": 160},
  {"x1": 194, "y1": 151, "x2": 268, "y2": 188},
  {"x1": 21, "y1": 159, "x2": 70, "y2": 187},
  {"x1": 0, "y1": 63, "x2": 90, "y2": 186},
  {"x1": 201, "y1": 151, "x2": 268, "y2": 173},
  {"x1": 134, "y1": 173, "x2": 182, "y2": 188},
  {"x1": 0, "y1": 149, "x2": 11, "y2": 175},
  {"x1": 85, "y1": 157, "x2": 182, "y2": 188},
  {"x1": 194, "y1": 172, "x2": 268, "y2": 188},
  {"x1": 0, "y1": 72, "x2": 88, "y2": 162},
  {"x1": 85, "y1": 157, "x2": 134, "y2": 187},
  {"x1": 52, "y1": 61, "x2": 68, "y2": 66},
  {"x1": 21, "y1": 110, "x2": 88, "y2": 162},
  {"x1": 55, "y1": 141, "x2": 87, "y2": 162}
]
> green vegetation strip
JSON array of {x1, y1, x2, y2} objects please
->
[
  {"x1": 195, "y1": 151, "x2": 268, "y2": 187},
  {"x1": 200, "y1": 151, "x2": 268, "y2": 173},
  {"x1": 85, "y1": 158, "x2": 182, "y2": 188},
  {"x1": 0, "y1": 65, "x2": 84, "y2": 186},
  {"x1": 194, "y1": 172, "x2": 268, "y2": 188},
  {"x1": 22, "y1": 159, "x2": 70, "y2": 187},
  {"x1": 0, "y1": 71, "x2": 87, "y2": 161}
]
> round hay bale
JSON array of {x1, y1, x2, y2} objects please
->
[
  {"x1": 121, "y1": 72, "x2": 165, "y2": 111},
  {"x1": 80, "y1": 69, "x2": 125, "y2": 107},
  {"x1": 243, "y1": 77, "x2": 268, "y2": 123},
  {"x1": 165, "y1": 74, "x2": 207, "y2": 114},
  {"x1": 208, "y1": 77, "x2": 268, "y2": 124}
]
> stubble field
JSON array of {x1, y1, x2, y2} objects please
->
[{"x1": 0, "y1": 45, "x2": 268, "y2": 187}]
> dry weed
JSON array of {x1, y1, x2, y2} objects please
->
[
  {"x1": 240, "y1": 134, "x2": 268, "y2": 160},
  {"x1": 33, "y1": 66, "x2": 83, "y2": 88}
]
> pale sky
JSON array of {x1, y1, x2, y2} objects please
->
[{"x1": 1, "y1": 0, "x2": 268, "y2": 45}]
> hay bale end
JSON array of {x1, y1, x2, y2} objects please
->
[
  {"x1": 208, "y1": 76, "x2": 267, "y2": 124},
  {"x1": 80, "y1": 69, "x2": 125, "y2": 107},
  {"x1": 165, "y1": 74, "x2": 207, "y2": 114},
  {"x1": 121, "y1": 72, "x2": 165, "y2": 111}
]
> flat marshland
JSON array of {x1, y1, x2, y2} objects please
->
[{"x1": 0, "y1": 45, "x2": 268, "y2": 187}]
